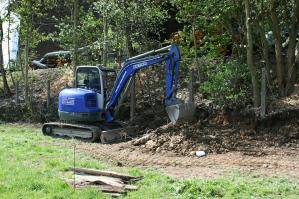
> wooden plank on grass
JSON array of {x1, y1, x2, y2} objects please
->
[
  {"x1": 74, "y1": 174, "x2": 125, "y2": 188},
  {"x1": 98, "y1": 184, "x2": 125, "y2": 193},
  {"x1": 71, "y1": 168, "x2": 143, "y2": 181},
  {"x1": 125, "y1": 184, "x2": 139, "y2": 190}
]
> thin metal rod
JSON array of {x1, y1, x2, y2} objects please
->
[
  {"x1": 73, "y1": 143, "x2": 76, "y2": 191},
  {"x1": 126, "y1": 45, "x2": 171, "y2": 61}
]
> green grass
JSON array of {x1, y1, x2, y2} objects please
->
[{"x1": 0, "y1": 125, "x2": 298, "y2": 199}]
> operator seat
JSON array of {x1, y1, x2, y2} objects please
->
[{"x1": 89, "y1": 77, "x2": 101, "y2": 92}]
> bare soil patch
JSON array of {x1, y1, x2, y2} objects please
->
[{"x1": 72, "y1": 139, "x2": 299, "y2": 179}]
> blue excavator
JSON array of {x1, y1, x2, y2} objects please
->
[{"x1": 42, "y1": 44, "x2": 195, "y2": 143}]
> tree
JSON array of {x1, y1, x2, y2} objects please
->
[
  {"x1": 285, "y1": 0, "x2": 299, "y2": 94},
  {"x1": 270, "y1": 0, "x2": 284, "y2": 96},
  {"x1": 245, "y1": 0, "x2": 260, "y2": 107},
  {"x1": 0, "y1": 18, "x2": 12, "y2": 96},
  {"x1": 7, "y1": 0, "x2": 16, "y2": 87},
  {"x1": 72, "y1": 0, "x2": 79, "y2": 79},
  {"x1": 93, "y1": 0, "x2": 167, "y2": 56},
  {"x1": 0, "y1": 0, "x2": 12, "y2": 97},
  {"x1": 13, "y1": 0, "x2": 58, "y2": 102}
]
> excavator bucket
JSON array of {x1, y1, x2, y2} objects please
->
[{"x1": 166, "y1": 102, "x2": 196, "y2": 125}]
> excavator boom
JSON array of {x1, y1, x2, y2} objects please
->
[{"x1": 104, "y1": 44, "x2": 195, "y2": 124}]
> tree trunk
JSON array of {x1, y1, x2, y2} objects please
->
[
  {"x1": 72, "y1": 0, "x2": 79, "y2": 81},
  {"x1": 125, "y1": 31, "x2": 134, "y2": 57},
  {"x1": 270, "y1": 0, "x2": 285, "y2": 96},
  {"x1": 0, "y1": 19, "x2": 12, "y2": 96},
  {"x1": 102, "y1": 14, "x2": 108, "y2": 66},
  {"x1": 24, "y1": 25, "x2": 29, "y2": 103},
  {"x1": 285, "y1": 0, "x2": 299, "y2": 94},
  {"x1": 7, "y1": 0, "x2": 15, "y2": 87},
  {"x1": 258, "y1": 21, "x2": 271, "y2": 85},
  {"x1": 245, "y1": 0, "x2": 260, "y2": 107},
  {"x1": 192, "y1": 17, "x2": 201, "y2": 83},
  {"x1": 18, "y1": 39, "x2": 24, "y2": 79},
  {"x1": 125, "y1": 29, "x2": 136, "y2": 120},
  {"x1": 123, "y1": 0, "x2": 136, "y2": 120}
]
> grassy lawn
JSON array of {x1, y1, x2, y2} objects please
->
[{"x1": 0, "y1": 124, "x2": 298, "y2": 199}]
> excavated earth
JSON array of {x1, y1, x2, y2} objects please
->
[
  {"x1": 72, "y1": 96, "x2": 299, "y2": 179},
  {"x1": 71, "y1": 141, "x2": 299, "y2": 179},
  {"x1": 75, "y1": 82, "x2": 299, "y2": 179}
]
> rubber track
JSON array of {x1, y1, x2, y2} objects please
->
[{"x1": 42, "y1": 122, "x2": 101, "y2": 142}]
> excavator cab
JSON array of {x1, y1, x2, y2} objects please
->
[
  {"x1": 76, "y1": 67, "x2": 102, "y2": 92},
  {"x1": 58, "y1": 66, "x2": 117, "y2": 122},
  {"x1": 76, "y1": 66, "x2": 116, "y2": 97}
]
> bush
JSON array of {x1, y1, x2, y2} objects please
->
[{"x1": 200, "y1": 57, "x2": 251, "y2": 107}]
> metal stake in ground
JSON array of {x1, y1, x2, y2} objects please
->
[
  {"x1": 261, "y1": 68, "x2": 267, "y2": 118},
  {"x1": 73, "y1": 141, "x2": 76, "y2": 191},
  {"x1": 47, "y1": 80, "x2": 51, "y2": 108},
  {"x1": 130, "y1": 75, "x2": 136, "y2": 121},
  {"x1": 15, "y1": 81, "x2": 19, "y2": 105},
  {"x1": 189, "y1": 68, "x2": 194, "y2": 102}
]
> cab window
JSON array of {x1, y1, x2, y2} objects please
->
[{"x1": 76, "y1": 67, "x2": 101, "y2": 92}]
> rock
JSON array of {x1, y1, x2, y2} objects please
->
[
  {"x1": 132, "y1": 133, "x2": 153, "y2": 146},
  {"x1": 169, "y1": 142, "x2": 174, "y2": 149},
  {"x1": 195, "y1": 150, "x2": 206, "y2": 157},
  {"x1": 145, "y1": 140, "x2": 156, "y2": 150},
  {"x1": 155, "y1": 147, "x2": 161, "y2": 152}
]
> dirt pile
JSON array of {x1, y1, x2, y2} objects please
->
[
  {"x1": 29, "y1": 68, "x2": 73, "y2": 100},
  {"x1": 0, "y1": 68, "x2": 72, "y2": 123},
  {"x1": 132, "y1": 118, "x2": 299, "y2": 156}
]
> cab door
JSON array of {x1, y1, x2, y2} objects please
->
[
  {"x1": 75, "y1": 66, "x2": 105, "y2": 110},
  {"x1": 97, "y1": 69, "x2": 104, "y2": 110}
]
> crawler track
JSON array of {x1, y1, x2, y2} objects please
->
[
  {"x1": 42, "y1": 122, "x2": 101, "y2": 142},
  {"x1": 42, "y1": 121, "x2": 134, "y2": 143}
]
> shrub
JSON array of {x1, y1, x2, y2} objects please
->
[{"x1": 200, "y1": 57, "x2": 251, "y2": 107}]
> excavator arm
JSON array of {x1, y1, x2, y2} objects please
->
[{"x1": 104, "y1": 44, "x2": 194, "y2": 123}]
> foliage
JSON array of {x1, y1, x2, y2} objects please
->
[
  {"x1": 52, "y1": 9, "x2": 102, "y2": 49},
  {"x1": 92, "y1": 0, "x2": 168, "y2": 54},
  {"x1": 13, "y1": 0, "x2": 58, "y2": 49},
  {"x1": 200, "y1": 57, "x2": 251, "y2": 106},
  {"x1": 2, "y1": 0, "x2": 298, "y2": 106}
]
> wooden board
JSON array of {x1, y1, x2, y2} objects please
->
[
  {"x1": 75, "y1": 174, "x2": 124, "y2": 188},
  {"x1": 64, "y1": 168, "x2": 143, "y2": 196},
  {"x1": 71, "y1": 167, "x2": 143, "y2": 181}
]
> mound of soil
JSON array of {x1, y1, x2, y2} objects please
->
[
  {"x1": 0, "y1": 68, "x2": 72, "y2": 123},
  {"x1": 133, "y1": 117, "x2": 299, "y2": 156}
]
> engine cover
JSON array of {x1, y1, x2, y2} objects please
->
[{"x1": 58, "y1": 88, "x2": 101, "y2": 122}]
